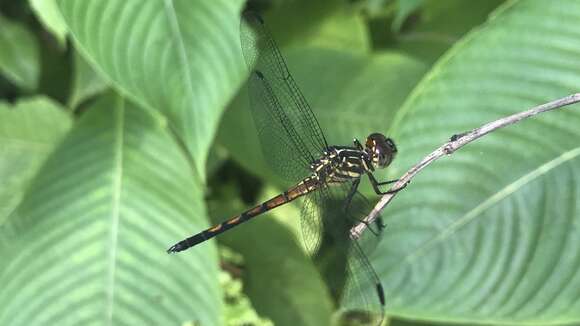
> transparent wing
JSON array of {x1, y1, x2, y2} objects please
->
[
  {"x1": 240, "y1": 11, "x2": 328, "y2": 181},
  {"x1": 246, "y1": 71, "x2": 313, "y2": 180},
  {"x1": 303, "y1": 183, "x2": 385, "y2": 324},
  {"x1": 342, "y1": 223, "x2": 385, "y2": 325},
  {"x1": 335, "y1": 185, "x2": 385, "y2": 325},
  {"x1": 300, "y1": 190, "x2": 324, "y2": 256}
]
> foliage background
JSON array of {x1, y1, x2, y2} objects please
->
[{"x1": 1, "y1": 0, "x2": 580, "y2": 325}]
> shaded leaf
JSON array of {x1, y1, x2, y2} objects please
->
[
  {"x1": 296, "y1": 9, "x2": 369, "y2": 53},
  {"x1": 0, "y1": 96, "x2": 71, "y2": 225},
  {"x1": 69, "y1": 50, "x2": 109, "y2": 109},
  {"x1": 268, "y1": 1, "x2": 370, "y2": 53},
  {"x1": 0, "y1": 94, "x2": 221, "y2": 325},
  {"x1": 0, "y1": 14, "x2": 39, "y2": 90},
  {"x1": 393, "y1": 0, "x2": 505, "y2": 63},
  {"x1": 359, "y1": 0, "x2": 393, "y2": 16},
  {"x1": 392, "y1": 0, "x2": 424, "y2": 32}
]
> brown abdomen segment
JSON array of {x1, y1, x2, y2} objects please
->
[{"x1": 167, "y1": 177, "x2": 319, "y2": 253}]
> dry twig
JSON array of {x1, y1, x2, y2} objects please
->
[{"x1": 350, "y1": 93, "x2": 580, "y2": 239}]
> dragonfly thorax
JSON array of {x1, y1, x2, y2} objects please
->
[{"x1": 310, "y1": 147, "x2": 372, "y2": 184}]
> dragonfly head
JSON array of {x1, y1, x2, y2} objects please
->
[{"x1": 365, "y1": 133, "x2": 397, "y2": 169}]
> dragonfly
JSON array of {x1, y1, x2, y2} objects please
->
[{"x1": 168, "y1": 11, "x2": 402, "y2": 324}]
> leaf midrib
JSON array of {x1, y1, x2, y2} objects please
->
[
  {"x1": 105, "y1": 97, "x2": 124, "y2": 325},
  {"x1": 161, "y1": 0, "x2": 200, "y2": 174}
]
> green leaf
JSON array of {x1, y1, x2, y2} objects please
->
[
  {"x1": 392, "y1": 0, "x2": 424, "y2": 32},
  {"x1": 389, "y1": 318, "x2": 463, "y2": 326},
  {"x1": 296, "y1": 9, "x2": 370, "y2": 53},
  {"x1": 360, "y1": 0, "x2": 392, "y2": 16},
  {"x1": 377, "y1": 0, "x2": 580, "y2": 323},
  {"x1": 29, "y1": 0, "x2": 68, "y2": 47},
  {"x1": 0, "y1": 94, "x2": 221, "y2": 325},
  {"x1": 56, "y1": 0, "x2": 247, "y2": 180},
  {"x1": 0, "y1": 96, "x2": 71, "y2": 225},
  {"x1": 394, "y1": 0, "x2": 505, "y2": 63},
  {"x1": 219, "y1": 47, "x2": 428, "y2": 194},
  {"x1": 267, "y1": 2, "x2": 370, "y2": 53},
  {"x1": 0, "y1": 14, "x2": 40, "y2": 90},
  {"x1": 69, "y1": 50, "x2": 109, "y2": 109}
]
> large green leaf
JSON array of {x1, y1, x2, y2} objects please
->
[
  {"x1": 0, "y1": 14, "x2": 40, "y2": 90},
  {"x1": 0, "y1": 94, "x2": 221, "y2": 325},
  {"x1": 0, "y1": 97, "x2": 71, "y2": 225},
  {"x1": 376, "y1": 0, "x2": 580, "y2": 324},
  {"x1": 56, "y1": 0, "x2": 246, "y2": 180}
]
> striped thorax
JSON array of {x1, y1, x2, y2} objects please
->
[
  {"x1": 308, "y1": 133, "x2": 397, "y2": 186},
  {"x1": 310, "y1": 147, "x2": 370, "y2": 185}
]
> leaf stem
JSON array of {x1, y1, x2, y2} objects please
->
[{"x1": 350, "y1": 93, "x2": 580, "y2": 239}]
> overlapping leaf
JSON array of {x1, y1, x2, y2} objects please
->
[
  {"x1": 0, "y1": 95, "x2": 221, "y2": 325},
  {"x1": 0, "y1": 15, "x2": 39, "y2": 90},
  {"x1": 393, "y1": 0, "x2": 505, "y2": 63},
  {"x1": 29, "y1": 0, "x2": 68, "y2": 47},
  {"x1": 0, "y1": 97, "x2": 71, "y2": 225},
  {"x1": 69, "y1": 51, "x2": 109, "y2": 109},
  {"x1": 56, "y1": 0, "x2": 246, "y2": 179}
]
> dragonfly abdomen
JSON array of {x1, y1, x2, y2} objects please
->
[{"x1": 167, "y1": 178, "x2": 319, "y2": 253}]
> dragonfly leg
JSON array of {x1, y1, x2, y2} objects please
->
[
  {"x1": 353, "y1": 138, "x2": 364, "y2": 150},
  {"x1": 368, "y1": 173, "x2": 408, "y2": 195},
  {"x1": 376, "y1": 179, "x2": 398, "y2": 185},
  {"x1": 343, "y1": 179, "x2": 382, "y2": 236},
  {"x1": 350, "y1": 216, "x2": 381, "y2": 236},
  {"x1": 343, "y1": 178, "x2": 360, "y2": 213},
  {"x1": 376, "y1": 216, "x2": 386, "y2": 230}
]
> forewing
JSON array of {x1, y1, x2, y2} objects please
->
[
  {"x1": 247, "y1": 72, "x2": 313, "y2": 181},
  {"x1": 240, "y1": 12, "x2": 328, "y2": 181}
]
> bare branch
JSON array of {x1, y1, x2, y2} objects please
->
[{"x1": 350, "y1": 93, "x2": 580, "y2": 240}]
